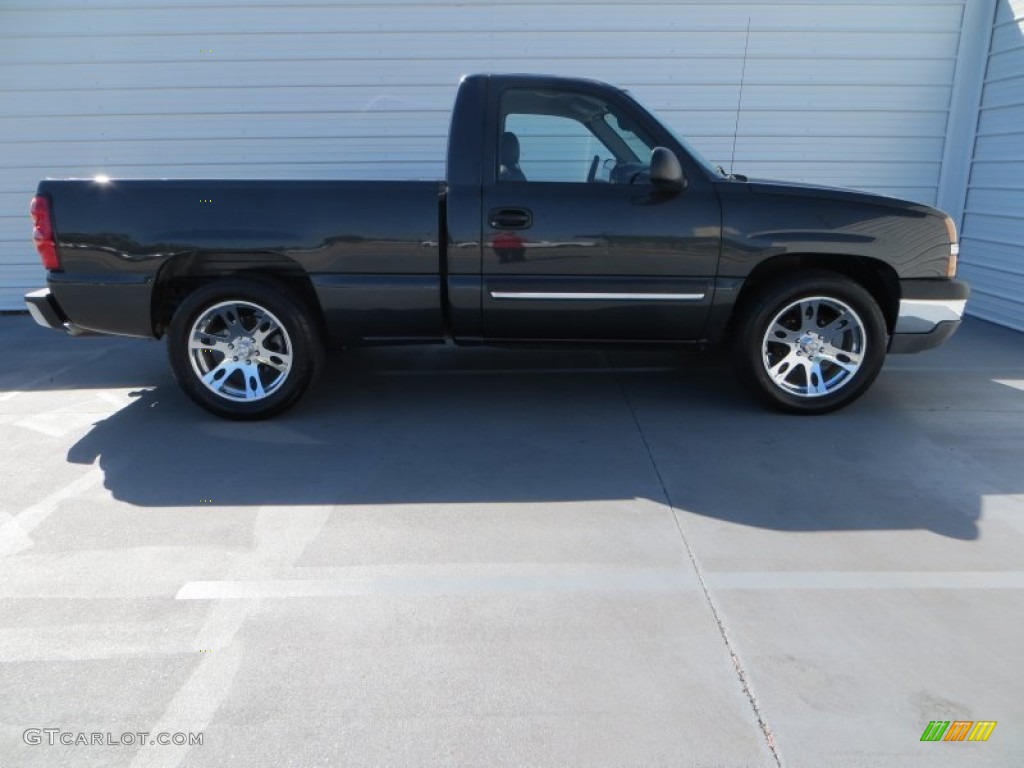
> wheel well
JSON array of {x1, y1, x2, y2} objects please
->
[
  {"x1": 730, "y1": 254, "x2": 900, "y2": 335},
  {"x1": 151, "y1": 252, "x2": 325, "y2": 338}
]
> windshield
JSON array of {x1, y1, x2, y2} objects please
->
[{"x1": 622, "y1": 90, "x2": 721, "y2": 177}]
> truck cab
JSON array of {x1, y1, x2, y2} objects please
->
[{"x1": 446, "y1": 74, "x2": 721, "y2": 344}]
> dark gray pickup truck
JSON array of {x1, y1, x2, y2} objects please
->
[{"x1": 26, "y1": 73, "x2": 968, "y2": 419}]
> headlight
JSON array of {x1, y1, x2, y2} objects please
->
[{"x1": 943, "y1": 216, "x2": 959, "y2": 277}]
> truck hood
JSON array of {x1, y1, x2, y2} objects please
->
[{"x1": 740, "y1": 177, "x2": 934, "y2": 214}]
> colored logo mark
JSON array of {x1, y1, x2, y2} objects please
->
[{"x1": 920, "y1": 721, "x2": 997, "y2": 742}]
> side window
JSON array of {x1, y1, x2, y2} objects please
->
[
  {"x1": 503, "y1": 114, "x2": 613, "y2": 183},
  {"x1": 498, "y1": 88, "x2": 657, "y2": 184}
]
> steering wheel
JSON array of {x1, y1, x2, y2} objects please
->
[{"x1": 586, "y1": 154, "x2": 600, "y2": 183}]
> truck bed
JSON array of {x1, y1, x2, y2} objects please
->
[{"x1": 39, "y1": 178, "x2": 445, "y2": 341}]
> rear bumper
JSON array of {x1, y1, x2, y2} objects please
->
[
  {"x1": 24, "y1": 288, "x2": 97, "y2": 336},
  {"x1": 26, "y1": 272, "x2": 154, "y2": 338},
  {"x1": 889, "y1": 279, "x2": 969, "y2": 354}
]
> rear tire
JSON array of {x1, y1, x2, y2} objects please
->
[
  {"x1": 167, "y1": 277, "x2": 323, "y2": 419},
  {"x1": 732, "y1": 272, "x2": 887, "y2": 414}
]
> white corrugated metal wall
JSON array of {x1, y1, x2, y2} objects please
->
[
  {"x1": 0, "y1": 1, "x2": 974, "y2": 312},
  {"x1": 958, "y1": 0, "x2": 1024, "y2": 331}
]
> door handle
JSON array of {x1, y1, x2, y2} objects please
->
[{"x1": 488, "y1": 207, "x2": 533, "y2": 230}]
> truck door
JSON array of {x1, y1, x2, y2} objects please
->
[{"x1": 480, "y1": 83, "x2": 721, "y2": 341}]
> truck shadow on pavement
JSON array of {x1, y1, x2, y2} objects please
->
[{"x1": 61, "y1": 344, "x2": 1022, "y2": 541}]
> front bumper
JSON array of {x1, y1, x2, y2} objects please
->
[
  {"x1": 24, "y1": 288, "x2": 97, "y2": 336},
  {"x1": 889, "y1": 279, "x2": 969, "y2": 354}
]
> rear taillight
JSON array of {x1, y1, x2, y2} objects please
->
[{"x1": 31, "y1": 195, "x2": 59, "y2": 270}]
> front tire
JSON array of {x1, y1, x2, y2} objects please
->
[
  {"x1": 167, "y1": 278, "x2": 323, "y2": 419},
  {"x1": 732, "y1": 272, "x2": 888, "y2": 414}
]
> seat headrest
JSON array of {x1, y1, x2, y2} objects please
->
[{"x1": 500, "y1": 131, "x2": 521, "y2": 164}]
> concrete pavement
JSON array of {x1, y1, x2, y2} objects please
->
[{"x1": 0, "y1": 314, "x2": 1022, "y2": 767}]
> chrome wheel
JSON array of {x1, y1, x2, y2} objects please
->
[
  {"x1": 761, "y1": 296, "x2": 866, "y2": 398},
  {"x1": 188, "y1": 300, "x2": 293, "y2": 402}
]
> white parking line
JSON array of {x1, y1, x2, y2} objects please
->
[
  {"x1": 981, "y1": 493, "x2": 1024, "y2": 535},
  {"x1": 130, "y1": 507, "x2": 329, "y2": 768},
  {"x1": 13, "y1": 410, "x2": 107, "y2": 438},
  {"x1": 175, "y1": 567, "x2": 1024, "y2": 600},
  {"x1": 0, "y1": 466, "x2": 104, "y2": 557},
  {"x1": 704, "y1": 571, "x2": 1024, "y2": 589},
  {"x1": 0, "y1": 344, "x2": 119, "y2": 403},
  {"x1": 129, "y1": 648, "x2": 244, "y2": 768},
  {"x1": 176, "y1": 566, "x2": 700, "y2": 600},
  {"x1": 0, "y1": 622, "x2": 198, "y2": 662}
]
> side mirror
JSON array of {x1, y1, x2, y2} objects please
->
[{"x1": 650, "y1": 147, "x2": 686, "y2": 191}]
